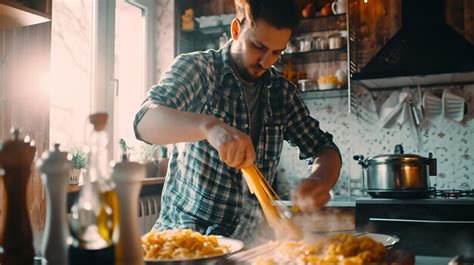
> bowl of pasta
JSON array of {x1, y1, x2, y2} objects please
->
[
  {"x1": 141, "y1": 228, "x2": 244, "y2": 263},
  {"x1": 230, "y1": 232, "x2": 401, "y2": 265}
]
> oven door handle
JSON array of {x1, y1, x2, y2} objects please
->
[{"x1": 369, "y1": 218, "x2": 474, "y2": 224}]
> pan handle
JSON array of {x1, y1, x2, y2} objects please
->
[{"x1": 425, "y1": 152, "x2": 437, "y2": 176}]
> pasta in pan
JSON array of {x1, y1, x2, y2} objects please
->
[
  {"x1": 141, "y1": 228, "x2": 231, "y2": 260},
  {"x1": 252, "y1": 233, "x2": 387, "y2": 265}
]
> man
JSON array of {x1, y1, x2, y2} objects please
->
[{"x1": 134, "y1": 0, "x2": 342, "y2": 243}]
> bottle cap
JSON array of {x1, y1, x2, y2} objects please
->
[{"x1": 89, "y1": 113, "x2": 108, "y2": 131}]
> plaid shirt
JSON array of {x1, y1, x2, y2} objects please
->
[{"x1": 133, "y1": 42, "x2": 339, "y2": 243}]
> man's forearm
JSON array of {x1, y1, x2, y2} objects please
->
[
  {"x1": 309, "y1": 148, "x2": 342, "y2": 189},
  {"x1": 136, "y1": 105, "x2": 215, "y2": 145}
]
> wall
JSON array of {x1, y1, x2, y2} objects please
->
[
  {"x1": 277, "y1": 85, "x2": 474, "y2": 197},
  {"x1": 155, "y1": 0, "x2": 175, "y2": 81}
]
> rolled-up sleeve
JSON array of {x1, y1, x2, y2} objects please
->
[
  {"x1": 133, "y1": 53, "x2": 208, "y2": 141},
  {"x1": 284, "y1": 84, "x2": 341, "y2": 165}
]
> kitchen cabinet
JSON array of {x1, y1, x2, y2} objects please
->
[
  {"x1": 356, "y1": 198, "x2": 474, "y2": 257},
  {"x1": 0, "y1": 21, "x2": 51, "y2": 247},
  {"x1": 0, "y1": 0, "x2": 51, "y2": 30}
]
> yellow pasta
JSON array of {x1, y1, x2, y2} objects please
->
[
  {"x1": 141, "y1": 228, "x2": 231, "y2": 260},
  {"x1": 250, "y1": 233, "x2": 387, "y2": 265},
  {"x1": 241, "y1": 165, "x2": 303, "y2": 240}
]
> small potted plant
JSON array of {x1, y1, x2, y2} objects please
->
[
  {"x1": 69, "y1": 148, "x2": 87, "y2": 185},
  {"x1": 119, "y1": 138, "x2": 168, "y2": 179}
]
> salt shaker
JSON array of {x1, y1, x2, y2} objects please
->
[
  {"x1": 112, "y1": 153, "x2": 145, "y2": 265},
  {"x1": 0, "y1": 128, "x2": 36, "y2": 265},
  {"x1": 36, "y1": 143, "x2": 72, "y2": 265}
]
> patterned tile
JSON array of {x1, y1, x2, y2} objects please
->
[{"x1": 278, "y1": 85, "x2": 474, "y2": 196}]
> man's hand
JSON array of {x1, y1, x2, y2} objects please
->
[
  {"x1": 292, "y1": 178, "x2": 333, "y2": 213},
  {"x1": 200, "y1": 118, "x2": 256, "y2": 169},
  {"x1": 291, "y1": 148, "x2": 341, "y2": 214}
]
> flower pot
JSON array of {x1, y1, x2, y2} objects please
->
[{"x1": 69, "y1": 168, "x2": 81, "y2": 185}]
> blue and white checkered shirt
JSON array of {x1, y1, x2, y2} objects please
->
[{"x1": 133, "y1": 42, "x2": 340, "y2": 243}]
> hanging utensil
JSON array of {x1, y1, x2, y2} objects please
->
[{"x1": 409, "y1": 98, "x2": 420, "y2": 126}]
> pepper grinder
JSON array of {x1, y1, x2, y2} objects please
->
[
  {"x1": 0, "y1": 128, "x2": 36, "y2": 265},
  {"x1": 111, "y1": 153, "x2": 145, "y2": 265},
  {"x1": 36, "y1": 143, "x2": 72, "y2": 265}
]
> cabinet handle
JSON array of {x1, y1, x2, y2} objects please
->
[{"x1": 369, "y1": 217, "x2": 474, "y2": 224}]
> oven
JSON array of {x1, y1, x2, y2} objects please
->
[{"x1": 355, "y1": 190, "x2": 474, "y2": 257}]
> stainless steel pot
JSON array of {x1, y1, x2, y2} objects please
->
[{"x1": 353, "y1": 145, "x2": 437, "y2": 198}]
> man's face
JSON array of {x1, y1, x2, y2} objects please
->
[{"x1": 231, "y1": 19, "x2": 292, "y2": 82}]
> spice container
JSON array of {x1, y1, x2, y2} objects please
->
[{"x1": 328, "y1": 32, "x2": 346, "y2": 49}]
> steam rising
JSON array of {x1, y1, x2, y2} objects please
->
[{"x1": 249, "y1": 207, "x2": 356, "y2": 247}]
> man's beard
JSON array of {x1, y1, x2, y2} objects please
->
[{"x1": 233, "y1": 54, "x2": 265, "y2": 83}]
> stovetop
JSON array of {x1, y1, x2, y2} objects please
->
[
  {"x1": 357, "y1": 188, "x2": 474, "y2": 204},
  {"x1": 433, "y1": 189, "x2": 474, "y2": 199}
]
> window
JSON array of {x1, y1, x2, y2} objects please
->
[{"x1": 50, "y1": 0, "x2": 155, "y2": 160}]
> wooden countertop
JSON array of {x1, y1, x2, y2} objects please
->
[{"x1": 67, "y1": 177, "x2": 165, "y2": 193}]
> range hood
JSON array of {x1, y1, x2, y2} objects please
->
[{"x1": 352, "y1": 0, "x2": 474, "y2": 89}]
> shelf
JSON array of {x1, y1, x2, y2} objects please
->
[
  {"x1": 300, "y1": 88, "x2": 348, "y2": 100},
  {"x1": 296, "y1": 14, "x2": 346, "y2": 35},
  {"x1": 281, "y1": 47, "x2": 347, "y2": 64},
  {"x1": 0, "y1": 1, "x2": 51, "y2": 30},
  {"x1": 181, "y1": 24, "x2": 230, "y2": 37}
]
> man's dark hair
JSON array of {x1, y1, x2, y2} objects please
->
[{"x1": 236, "y1": 0, "x2": 300, "y2": 31}]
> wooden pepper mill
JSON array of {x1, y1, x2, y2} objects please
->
[
  {"x1": 112, "y1": 153, "x2": 145, "y2": 265},
  {"x1": 36, "y1": 143, "x2": 72, "y2": 265},
  {"x1": 0, "y1": 128, "x2": 36, "y2": 265}
]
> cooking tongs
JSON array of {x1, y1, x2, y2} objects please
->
[{"x1": 241, "y1": 164, "x2": 302, "y2": 240}]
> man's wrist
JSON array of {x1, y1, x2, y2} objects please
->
[{"x1": 199, "y1": 116, "x2": 220, "y2": 137}]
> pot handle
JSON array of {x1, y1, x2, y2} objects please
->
[
  {"x1": 353, "y1": 155, "x2": 368, "y2": 168},
  {"x1": 426, "y1": 152, "x2": 437, "y2": 176},
  {"x1": 394, "y1": 144, "x2": 404, "y2": 154}
]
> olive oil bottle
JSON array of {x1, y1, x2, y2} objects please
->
[{"x1": 69, "y1": 113, "x2": 119, "y2": 265}]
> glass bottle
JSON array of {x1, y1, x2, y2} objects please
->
[{"x1": 69, "y1": 113, "x2": 119, "y2": 265}]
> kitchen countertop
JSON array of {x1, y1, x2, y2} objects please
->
[
  {"x1": 326, "y1": 196, "x2": 357, "y2": 207},
  {"x1": 279, "y1": 196, "x2": 358, "y2": 208}
]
